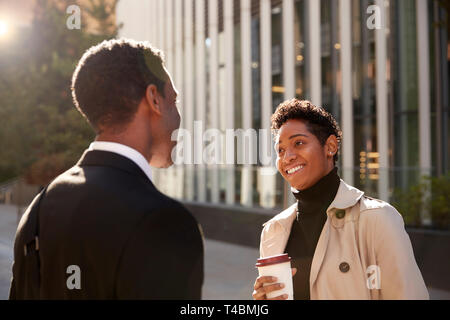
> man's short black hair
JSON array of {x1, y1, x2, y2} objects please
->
[
  {"x1": 271, "y1": 99, "x2": 342, "y2": 163},
  {"x1": 71, "y1": 38, "x2": 167, "y2": 133}
]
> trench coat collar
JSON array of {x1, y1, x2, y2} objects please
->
[
  {"x1": 263, "y1": 179, "x2": 364, "y2": 231},
  {"x1": 262, "y1": 179, "x2": 365, "y2": 289},
  {"x1": 326, "y1": 179, "x2": 365, "y2": 214}
]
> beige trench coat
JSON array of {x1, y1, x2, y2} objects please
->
[{"x1": 259, "y1": 180, "x2": 429, "y2": 300}]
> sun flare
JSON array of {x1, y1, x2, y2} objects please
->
[{"x1": 0, "y1": 20, "x2": 9, "y2": 37}]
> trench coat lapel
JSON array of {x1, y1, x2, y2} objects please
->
[
  {"x1": 261, "y1": 180, "x2": 364, "y2": 289},
  {"x1": 309, "y1": 217, "x2": 331, "y2": 289},
  {"x1": 309, "y1": 180, "x2": 364, "y2": 289}
]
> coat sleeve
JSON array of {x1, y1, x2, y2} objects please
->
[
  {"x1": 114, "y1": 203, "x2": 204, "y2": 299},
  {"x1": 259, "y1": 224, "x2": 268, "y2": 258},
  {"x1": 259, "y1": 221, "x2": 277, "y2": 258},
  {"x1": 373, "y1": 206, "x2": 429, "y2": 300}
]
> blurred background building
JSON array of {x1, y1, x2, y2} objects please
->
[
  {"x1": 117, "y1": 0, "x2": 449, "y2": 226},
  {"x1": 0, "y1": 0, "x2": 449, "y2": 298}
]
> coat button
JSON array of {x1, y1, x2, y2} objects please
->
[
  {"x1": 339, "y1": 262, "x2": 350, "y2": 273},
  {"x1": 336, "y1": 209, "x2": 346, "y2": 219}
]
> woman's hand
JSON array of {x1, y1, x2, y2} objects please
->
[{"x1": 252, "y1": 268, "x2": 297, "y2": 300}]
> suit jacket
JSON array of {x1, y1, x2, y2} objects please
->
[
  {"x1": 260, "y1": 180, "x2": 429, "y2": 300},
  {"x1": 9, "y1": 150, "x2": 204, "y2": 299}
]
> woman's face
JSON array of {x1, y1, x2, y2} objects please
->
[{"x1": 275, "y1": 119, "x2": 337, "y2": 191}]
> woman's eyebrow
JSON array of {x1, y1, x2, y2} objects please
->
[
  {"x1": 289, "y1": 133, "x2": 308, "y2": 139},
  {"x1": 277, "y1": 133, "x2": 308, "y2": 145}
]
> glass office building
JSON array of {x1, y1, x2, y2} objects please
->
[{"x1": 116, "y1": 0, "x2": 449, "y2": 220}]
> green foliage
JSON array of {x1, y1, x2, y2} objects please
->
[
  {"x1": 392, "y1": 180, "x2": 427, "y2": 227},
  {"x1": 392, "y1": 173, "x2": 450, "y2": 230},
  {"x1": 428, "y1": 173, "x2": 450, "y2": 229},
  {"x1": 0, "y1": 0, "x2": 120, "y2": 185}
]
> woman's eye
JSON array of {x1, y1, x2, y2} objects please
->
[
  {"x1": 278, "y1": 148, "x2": 284, "y2": 154},
  {"x1": 295, "y1": 141, "x2": 303, "y2": 146}
]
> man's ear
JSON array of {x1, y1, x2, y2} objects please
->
[
  {"x1": 325, "y1": 134, "x2": 338, "y2": 157},
  {"x1": 145, "y1": 84, "x2": 162, "y2": 116}
]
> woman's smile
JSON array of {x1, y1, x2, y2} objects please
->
[{"x1": 284, "y1": 164, "x2": 305, "y2": 176}]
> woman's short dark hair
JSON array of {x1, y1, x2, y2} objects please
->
[
  {"x1": 71, "y1": 38, "x2": 167, "y2": 133},
  {"x1": 271, "y1": 99, "x2": 343, "y2": 163}
]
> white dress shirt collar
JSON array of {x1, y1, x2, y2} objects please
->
[{"x1": 88, "y1": 141, "x2": 152, "y2": 181}]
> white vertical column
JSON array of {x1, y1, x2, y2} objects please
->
[
  {"x1": 153, "y1": 0, "x2": 159, "y2": 44},
  {"x1": 153, "y1": 0, "x2": 159, "y2": 48},
  {"x1": 283, "y1": 0, "x2": 296, "y2": 206},
  {"x1": 159, "y1": 0, "x2": 166, "y2": 54},
  {"x1": 146, "y1": 0, "x2": 154, "y2": 43},
  {"x1": 209, "y1": 0, "x2": 220, "y2": 203},
  {"x1": 224, "y1": 0, "x2": 235, "y2": 205},
  {"x1": 282, "y1": 0, "x2": 295, "y2": 100},
  {"x1": 260, "y1": 0, "x2": 272, "y2": 129},
  {"x1": 174, "y1": 0, "x2": 184, "y2": 199},
  {"x1": 142, "y1": 1, "x2": 149, "y2": 41},
  {"x1": 184, "y1": 0, "x2": 194, "y2": 201},
  {"x1": 416, "y1": 0, "x2": 432, "y2": 225},
  {"x1": 115, "y1": 0, "x2": 126, "y2": 37},
  {"x1": 175, "y1": 0, "x2": 183, "y2": 124},
  {"x1": 195, "y1": 0, "x2": 206, "y2": 202},
  {"x1": 166, "y1": 0, "x2": 174, "y2": 74},
  {"x1": 339, "y1": 0, "x2": 354, "y2": 185},
  {"x1": 154, "y1": 0, "x2": 166, "y2": 193},
  {"x1": 127, "y1": 1, "x2": 140, "y2": 40},
  {"x1": 240, "y1": 0, "x2": 253, "y2": 207},
  {"x1": 150, "y1": 0, "x2": 160, "y2": 188},
  {"x1": 259, "y1": 0, "x2": 277, "y2": 208},
  {"x1": 375, "y1": 0, "x2": 389, "y2": 202},
  {"x1": 308, "y1": 0, "x2": 321, "y2": 106},
  {"x1": 165, "y1": 0, "x2": 175, "y2": 197}
]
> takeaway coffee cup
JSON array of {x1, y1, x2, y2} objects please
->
[{"x1": 256, "y1": 253, "x2": 294, "y2": 300}]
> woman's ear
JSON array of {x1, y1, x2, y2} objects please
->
[
  {"x1": 145, "y1": 84, "x2": 162, "y2": 116},
  {"x1": 325, "y1": 135, "x2": 338, "y2": 157}
]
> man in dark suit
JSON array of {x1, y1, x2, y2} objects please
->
[{"x1": 9, "y1": 39, "x2": 204, "y2": 299}]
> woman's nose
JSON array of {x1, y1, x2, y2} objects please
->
[{"x1": 284, "y1": 148, "x2": 297, "y2": 163}]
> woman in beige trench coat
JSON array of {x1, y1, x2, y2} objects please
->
[{"x1": 253, "y1": 99, "x2": 429, "y2": 300}]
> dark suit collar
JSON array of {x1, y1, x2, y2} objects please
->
[{"x1": 77, "y1": 149, "x2": 152, "y2": 184}]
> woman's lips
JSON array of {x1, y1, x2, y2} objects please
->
[{"x1": 285, "y1": 164, "x2": 305, "y2": 176}]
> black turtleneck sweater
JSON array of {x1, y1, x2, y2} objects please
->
[{"x1": 284, "y1": 167, "x2": 340, "y2": 300}]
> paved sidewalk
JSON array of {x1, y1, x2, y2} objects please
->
[
  {"x1": 203, "y1": 239, "x2": 258, "y2": 300},
  {"x1": 0, "y1": 205, "x2": 19, "y2": 299},
  {"x1": 0, "y1": 204, "x2": 449, "y2": 300}
]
